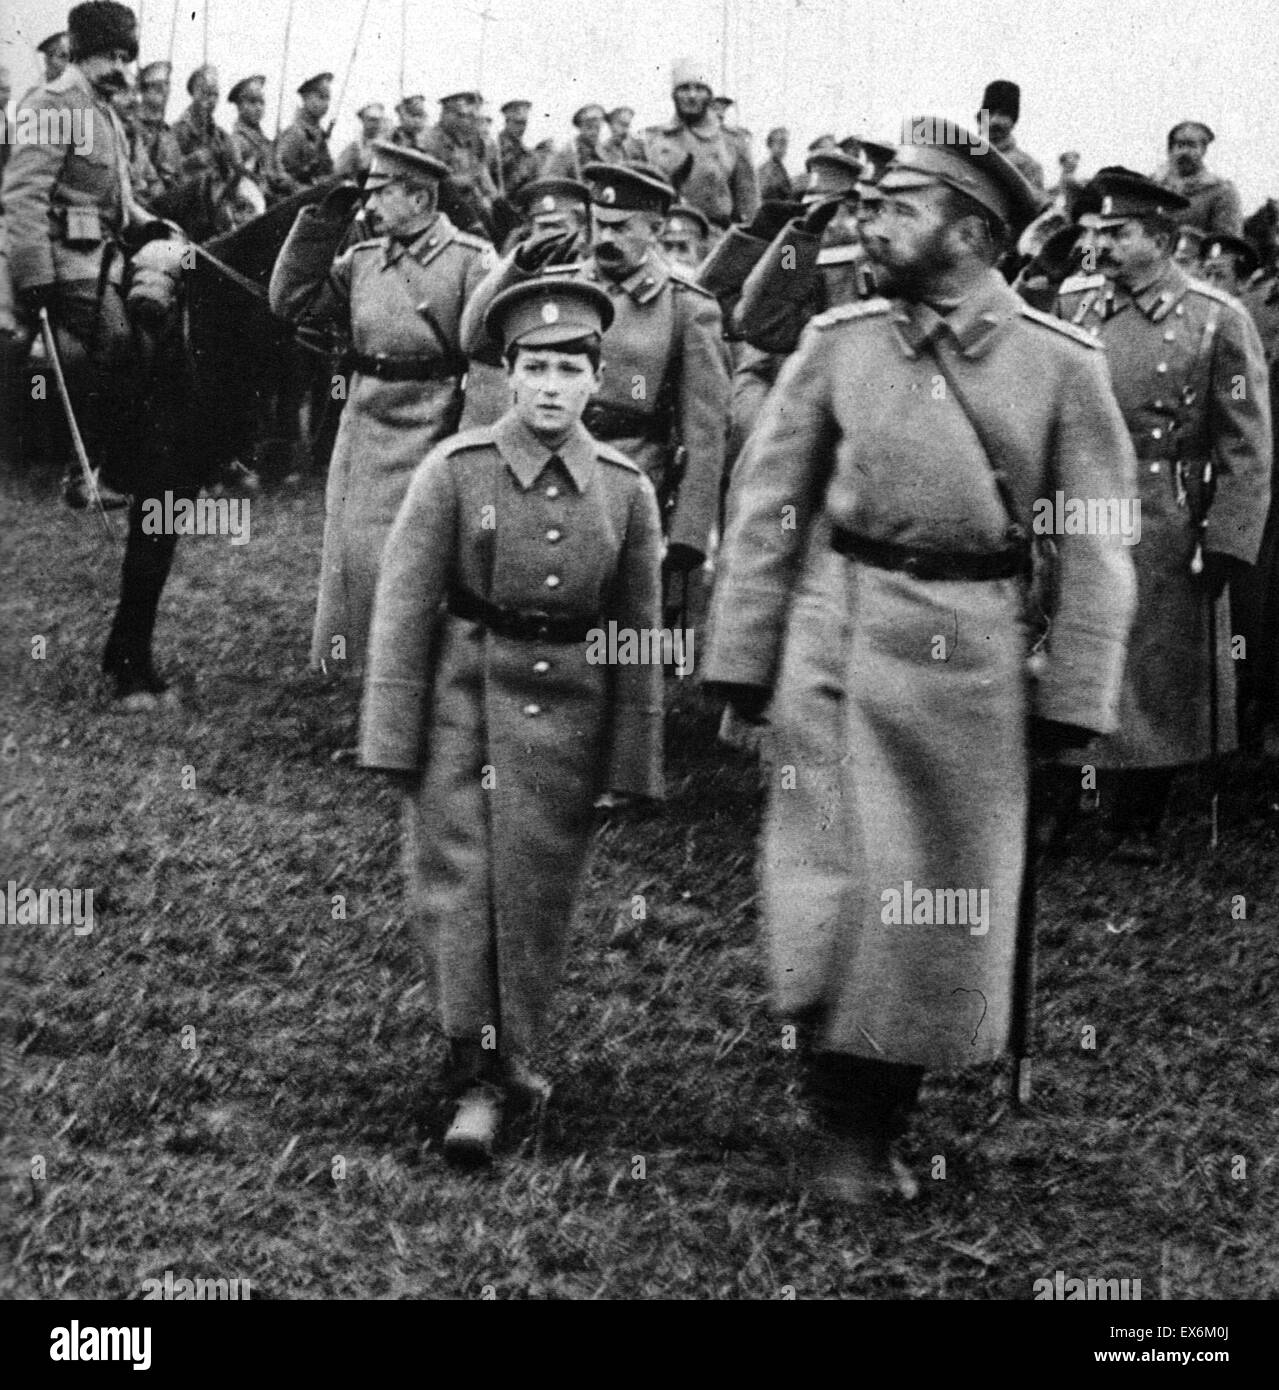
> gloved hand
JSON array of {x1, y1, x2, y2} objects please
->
[
  {"x1": 514, "y1": 229, "x2": 580, "y2": 273},
  {"x1": 703, "y1": 681, "x2": 771, "y2": 725},
  {"x1": 1198, "y1": 551, "x2": 1248, "y2": 601},
  {"x1": 1031, "y1": 718, "x2": 1099, "y2": 756},
  {"x1": 662, "y1": 542, "x2": 704, "y2": 575},
  {"x1": 19, "y1": 283, "x2": 59, "y2": 317},
  {"x1": 745, "y1": 200, "x2": 803, "y2": 242},
  {"x1": 801, "y1": 197, "x2": 843, "y2": 236},
  {"x1": 317, "y1": 181, "x2": 365, "y2": 222}
]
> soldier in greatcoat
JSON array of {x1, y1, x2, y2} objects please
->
[
  {"x1": 276, "y1": 73, "x2": 335, "y2": 189},
  {"x1": 1056, "y1": 169, "x2": 1271, "y2": 854},
  {"x1": 360, "y1": 277, "x2": 664, "y2": 1165},
  {"x1": 704, "y1": 126, "x2": 1140, "y2": 1201},
  {"x1": 460, "y1": 162, "x2": 729, "y2": 575},
  {"x1": 268, "y1": 142, "x2": 495, "y2": 679}
]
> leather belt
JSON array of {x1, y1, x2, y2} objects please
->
[
  {"x1": 447, "y1": 584, "x2": 598, "y2": 644},
  {"x1": 582, "y1": 400, "x2": 668, "y2": 442},
  {"x1": 830, "y1": 527, "x2": 1024, "y2": 582},
  {"x1": 350, "y1": 352, "x2": 465, "y2": 382}
]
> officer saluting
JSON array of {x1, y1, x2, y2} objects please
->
[
  {"x1": 361, "y1": 277, "x2": 663, "y2": 1167},
  {"x1": 1056, "y1": 169, "x2": 1272, "y2": 854},
  {"x1": 269, "y1": 142, "x2": 494, "y2": 679},
  {"x1": 461, "y1": 162, "x2": 730, "y2": 574},
  {"x1": 705, "y1": 123, "x2": 1139, "y2": 1201}
]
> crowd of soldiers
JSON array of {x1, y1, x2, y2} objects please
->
[{"x1": 2, "y1": 2, "x2": 1276, "y2": 1200}]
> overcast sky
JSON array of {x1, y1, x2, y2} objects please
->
[{"x1": 4, "y1": 0, "x2": 1277, "y2": 211}]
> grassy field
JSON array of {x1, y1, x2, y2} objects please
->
[{"x1": 3, "y1": 467, "x2": 1277, "y2": 1301}]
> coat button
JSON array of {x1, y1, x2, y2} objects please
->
[
  {"x1": 1163, "y1": 330, "x2": 1176, "y2": 341},
  {"x1": 1156, "y1": 362, "x2": 1168, "y2": 374},
  {"x1": 545, "y1": 574, "x2": 560, "y2": 588},
  {"x1": 523, "y1": 703, "x2": 541, "y2": 717},
  {"x1": 1175, "y1": 304, "x2": 1184, "y2": 316},
  {"x1": 533, "y1": 660, "x2": 550, "y2": 675},
  {"x1": 546, "y1": 528, "x2": 562, "y2": 542},
  {"x1": 1151, "y1": 428, "x2": 1163, "y2": 439},
  {"x1": 1149, "y1": 462, "x2": 1161, "y2": 473},
  {"x1": 546, "y1": 485, "x2": 560, "y2": 499}
]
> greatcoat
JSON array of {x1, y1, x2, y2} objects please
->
[
  {"x1": 705, "y1": 271, "x2": 1139, "y2": 1067},
  {"x1": 360, "y1": 412, "x2": 664, "y2": 1058},
  {"x1": 269, "y1": 207, "x2": 494, "y2": 669},
  {"x1": 1056, "y1": 262, "x2": 1272, "y2": 766}
]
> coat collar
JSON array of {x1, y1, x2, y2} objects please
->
[
  {"x1": 659, "y1": 114, "x2": 719, "y2": 142},
  {"x1": 492, "y1": 412, "x2": 596, "y2": 491},
  {"x1": 890, "y1": 269, "x2": 1021, "y2": 359},
  {"x1": 380, "y1": 212, "x2": 455, "y2": 270},
  {"x1": 583, "y1": 249, "x2": 667, "y2": 304},
  {"x1": 1121, "y1": 258, "x2": 1189, "y2": 322}
]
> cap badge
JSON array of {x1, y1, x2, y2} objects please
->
[
  {"x1": 1101, "y1": 195, "x2": 1114, "y2": 215},
  {"x1": 599, "y1": 186, "x2": 617, "y2": 205},
  {"x1": 541, "y1": 302, "x2": 560, "y2": 324},
  {"x1": 539, "y1": 195, "x2": 555, "y2": 213}
]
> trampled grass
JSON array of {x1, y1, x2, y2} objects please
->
[{"x1": 3, "y1": 471, "x2": 1276, "y2": 1300}]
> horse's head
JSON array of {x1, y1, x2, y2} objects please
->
[{"x1": 212, "y1": 174, "x2": 268, "y2": 235}]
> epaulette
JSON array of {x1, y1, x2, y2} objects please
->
[
  {"x1": 1018, "y1": 302, "x2": 1104, "y2": 347},
  {"x1": 440, "y1": 427, "x2": 494, "y2": 456},
  {"x1": 668, "y1": 266, "x2": 716, "y2": 298},
  {"x1": 452, "y1": 229, "x2": 495, "y2": 254},
  {"x1": 1056, "y1": 272, "x2": 1105, "y2": 296},
  {"x1": 594, "y1": 440, "x2": 642, "y2": 473},
  {"x1": 1185, "y1": 278, "x2": 1244, "y2": 312},
  {"x1": 536, "y1": 261, "x2": 590, "y2": 277},
  {"x1": 810, "y1": 299, "x2": 891, "y2": 329},
  {"x1": 349, "y1": 237, "x2": 384, "y2": 253}
]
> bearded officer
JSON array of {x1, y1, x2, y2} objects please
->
[
  {"x1": 269, "y1": 141, "x2": 495, "y2": 682},
  {"x1": 460, "y1": 162, "x2": 729, "y2": 574},
  {"x1": 704, "y1": 124, "x2": 1139, "y2": 1201},
  {"x1": 1056, "y1": 169, "x2": 1271, "y2": 854},
  {"x1": 3, "y1": 0, "x2": 203, "y2": 706}
]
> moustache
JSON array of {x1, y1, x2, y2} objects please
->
[{"x1": 95, "y1": 72, "x2": 129, "y2": 94}]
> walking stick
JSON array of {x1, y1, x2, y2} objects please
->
[
  {"x1": 37, "y1": 309, "x2": 120, "y2": 543},
  {"x1": 1010, "y1": 753, "x2": 1039, "y2": 1108}
]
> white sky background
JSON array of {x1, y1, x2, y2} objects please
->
[{"x1": 4, "y1": 0, "x2": 1277, "y2": 212}]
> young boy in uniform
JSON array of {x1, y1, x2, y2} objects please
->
[{"x1": 360, "y1": 277, "x2": 665, "y2": 1166}]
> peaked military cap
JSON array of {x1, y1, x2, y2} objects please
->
[
  {"x1": 37, "y1": 31, "x2": 68, "y2": 56},
  {"x1": 501, "y1": 98, "x2": 532, "y2": 116},
  {"x1": 484, "y1": 276, "x2": 614, "y2": 350},
  {"x1": 581, "y1": 162, "x2": 675, "y2": 220},
  {"x1": 1201, "y1": 234, "x2": 1260, "y2": 279},
  {"x1": 366, "y1": 140, "x2": 450, "y2": 187},
  {"x1": 572, "y1": 103, "x2": 606, "y2": 127},
  {"x1": 882, "y1": 118, "x2": 1044, "y2": 234},
  {"x1": 1168, "y1": 120, "x2": 1215, "y2": 147},
  {"x1": 297, "y1": 72, "x2": 333, "y2": 97},
  {"x1": 843, "y1": 135, "x2": 895, "y2": 182},
  {"x1": 440, "y1": 90, "x2": 481, "y2": 108},
  {"x1": 228, "y1": 75, "x2": 266, "y2": 105},
  {"x1": 397, "y1": 94, "x2": 426, "y2": 114},
  {"x1": 186, "y1": 64, "x2": 218, "y2": 95},
  {"x1": 1078, "y1": 167, "x2": 1190, "y2": 228},
  {"x1": 805, "y1": 147, "x2": 864, "y2": 199},
  {"x1": 139, "y1": 59, "x2": 172, "y2": 85},
  {"x1": 980, "y1": 79, "x2": 1021, "y2": 122},
  {"x1": 515, "y1": 177, "x2": 590, "y2": 218},
  {"x1": 357, "y1": 101, "x2": 386, "y2": 120},
  {"x1": 664, "y1": 203, "x2": 711, "y2": 238},
  {"x1": 606, "y1": 106, "x2": 634, "y2": 122}
]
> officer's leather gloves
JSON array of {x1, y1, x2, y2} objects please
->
[
  {"x1": 513, "y1": 229, "x2": 581, "y2": 273},
  {"x1": 703, "y1": 681, "x2": 771, "y2": 725},
  {"x1": 317, "y1": 182, "x2": 365, "y2": 223},
  {"x1": 1198, "y1": 551, "x2": 1248, "y2": 601},
  {"x1": 744, "y1": 200, "x2": 803, "y2": 243},
  {"x1": 801, "y1": 197, "x2": 843, "y2": 237}
]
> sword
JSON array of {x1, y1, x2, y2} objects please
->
[
  {"x1": 37, "y1": 308, "x2": 120, "y2": 542},
  {"x1": 1189, "y1": 456, "x2": 1219, "y2": 848}
]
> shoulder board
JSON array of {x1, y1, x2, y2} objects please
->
[
  {"x1": 810, "y1": 299, "x2": 892, "y2": 330},
  {"x1": 348, "y1": 237, "x2": 384, "y2": 254},
  {"x1": 668, "y1": 267, "x2": 716, "y2": 298},
  {"x1": 1185, "y1": 279, "x2": 1244, "y2": 312},
  {"x1": 594, "y1": 440, "x2": 642, "y2": 473},
  {"x1": 439, "y1": 427, "x2": 495, "y2": 456},
  {"x1": 537, "y1": 260, "x2": 590, "y2": 277},
  {"x1": 451, "y1": 229, "x2": 495, "y2": 254},
  {"x1": 1017, "y1": 302, "x2": 1103, "y2": 347},
  {"x1": 1057, "y1": 272, "x2": 1106, "y2": 296}
]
